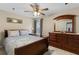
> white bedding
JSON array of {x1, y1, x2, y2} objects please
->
[{"x1": 4, "y1": 35, "x2": 43, "y2": 55}]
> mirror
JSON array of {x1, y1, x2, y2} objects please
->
[
  {"x1": 54, "y1": 15, "x2": 75, "y2": 33},
  {"x1": 54, "y1": 19, "x2": 72, "y2": 32}
]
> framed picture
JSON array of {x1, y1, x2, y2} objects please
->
[{"x1": 7, "y1": 17, "x2": 22, "y2": 24}]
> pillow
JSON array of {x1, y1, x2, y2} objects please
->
[
  {"x1": 8, "y1": 30, "x2": 19, "y2": 37},
  {"x1": 20, "y1": 30, "x2": 29, "y2": 36}
]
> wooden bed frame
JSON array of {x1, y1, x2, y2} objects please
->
[
  {"x1": 15, "y1": 38, "x2": 48, "y2": 55},
  {"x1": 4, "y1": 30, "x2": 48, "y2": 55}
]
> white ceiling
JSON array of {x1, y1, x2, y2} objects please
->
[{"x1": 0, "y1": 3, "x2": 79, "y2": 17}]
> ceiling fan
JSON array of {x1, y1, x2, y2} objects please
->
[{"x1": 24, "y1": 3, "x2": 48, "y2": 16}]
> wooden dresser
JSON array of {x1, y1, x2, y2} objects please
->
[{"x1": 49, "y1": 32, "x2": 79, "y2": 54}]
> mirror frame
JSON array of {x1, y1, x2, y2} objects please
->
[{"x1": 54, "y1": 15, "x2": 76, "y2": 33}]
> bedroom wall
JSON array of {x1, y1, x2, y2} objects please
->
[
  {"x1": 0, "y1": 10, "x2": 33, "y2": 45},
  {"x1": 42, "y1": 16, "x2": 54, "y2": 37},
  {"x1": 42, "y1": 7, "x2": 79, "y2": 36}
]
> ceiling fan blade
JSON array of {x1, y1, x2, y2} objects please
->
[
  {"x1": 34, "y1": 3, "x2": 39, "y2": 8},
  {"x1": 30, "y1": 4, "x2": 34, "y2": 8},
  {"x1": 30, "y1": 4, "x2": 35, "y2": 10},
  {"x1": 24, "y1": 11, "x2": 32, "y2": 12},
  {"x1": 40, "y1": 13, "x2": 45, "y2": 15},
  {"x1": 42, "y1": 8, "x2": 48, "y2": 11}
]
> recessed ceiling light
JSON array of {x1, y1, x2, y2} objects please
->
[
  {"x1": 12, "y1": 8, "x2": 15, "y2": 11},
  {"x1": 65, "y1": 3, "x2": 68, "y2": 5}
]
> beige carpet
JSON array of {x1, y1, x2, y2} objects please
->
[{"x1": 44, "y1": 46, "x2": 76, "y2": 55}]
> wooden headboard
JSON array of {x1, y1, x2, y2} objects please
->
[
  {"x1": 4, "y1": 29, "x2": 20, "y2": 38},
  {"x1": 4, "y1": 30, "x2": 8, "y2": 38}
]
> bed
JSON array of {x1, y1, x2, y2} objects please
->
[{"x1": 4, "y1": 30, "x2": 48, "y2": 55}]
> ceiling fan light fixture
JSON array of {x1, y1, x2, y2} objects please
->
[
  {"x1": 34, "y1": 12, "x2": 40, "y2": 16},
  {"x1": 37, "y1": 12, "x2": 40, "y2": 16}
]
